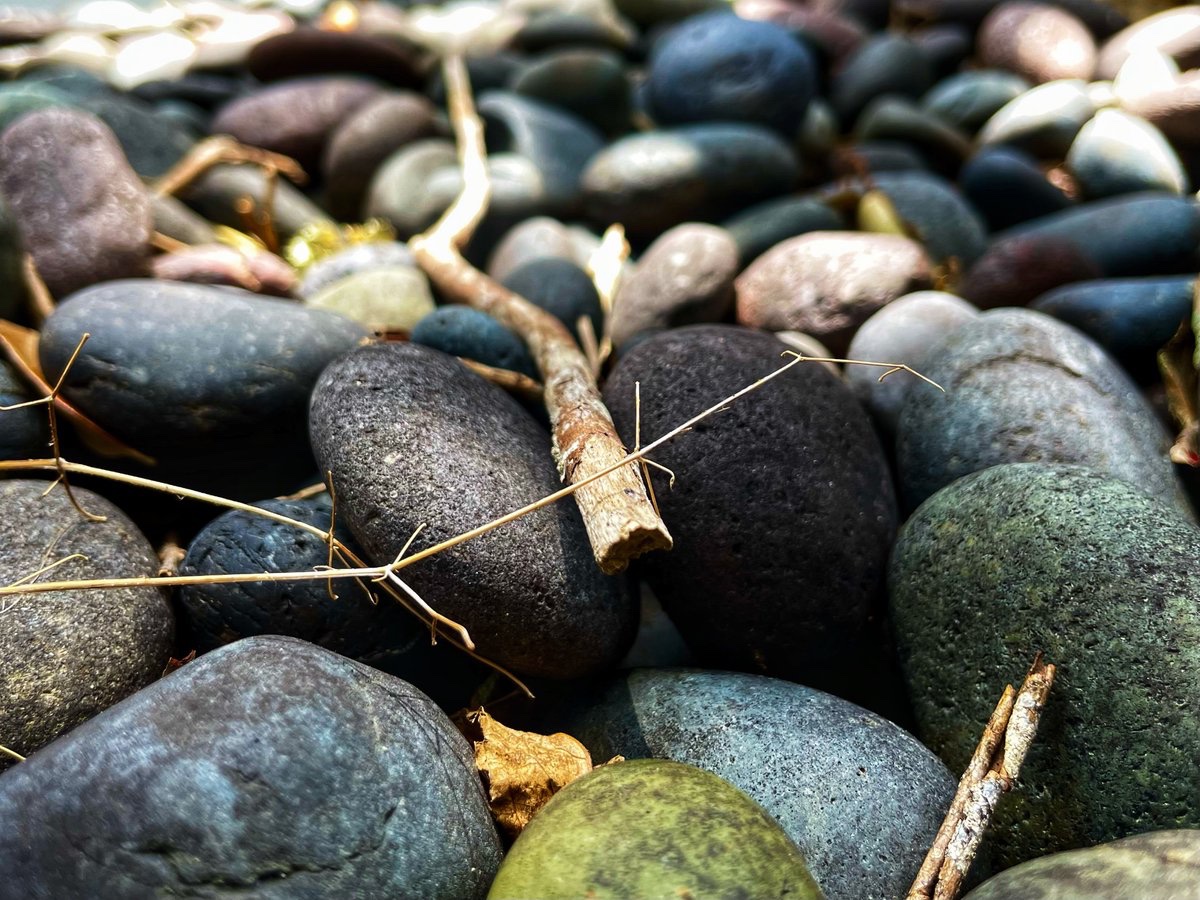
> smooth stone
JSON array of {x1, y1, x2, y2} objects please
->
[
  {"x1": 321, "y1": 92, "x2": 441, "y2": 221},
  {"x1": 211, "y1": 76, "x2": 382, "y2": 171},
  {"x1": 958, "y1": 233, "x2": 1102, "y2": 308},
  {"x1": 1032, "y1": 275, "x2": 1195, "y2": 370},
  {"x1": 150, "y1": 244, "x2": 296, "y2": 297},
  {"x1": 964, "y1": 830, "x2": 1200, "y2": 899},
  {"x1": 39, "y1": 281, "x2": 366, "y2": 490},
  {"x1": 1066, "y1": 108, "x2": 1188, "y2": 198},
  {"x1": 1096, "y1": 5, "x2": 1200, "y2": 80},
  {"x1": 797, "y1": 98, "x2": 840, "y2": 158},
  {"x1": 890, "y1": 464, "x2": 1200, "y2": 867},
  {"x1": 297, "y1": 241, "x2": 415, "y2": 301},
  {"x1": 0, "y1": 107, "x2": 149, "y2": 298},
  {"x1": 561, "y1": 668, "x2": 956, "y2": 900},
  {"x1": 831, "y1": 33, "x2": 934, "y2": 126},
  {"x1": 88, "y1": 90, "x2": 195, "y2": 178},
  {"x1": 0, "y1": 361, "x2": 47, "y2": 459},
  {"x1": 922, "y1": 70, "x2": 1030, "y2": 134},
  {"x1": 179, "y1": 497, "x2": 423, "y2": 668},
  {"x1": 501, "y1": 257, "x2": 603, "y2": 341},
  {"x1": 735, "y1": 231, "x2": 933, "y2": 354},
  {"x1": 131, "y1": 72, "x2": 246, "y2": 112},
  {"x1": 998, "y1": 191, "x2": 1200, "y2": 276},
  {"x1": 0, "y1": 636, "x2": 503, "y2": 896},
  {"x1": 309, "y1": 343, "x2": 635, "y2": 680},
  {"x1": 508, "y1": 48, "x2": 633, "y2": 137},
  {"x1": 183, "y1": 163, "x2": 335, "y2": 241},
  {"x1": 0, "y1": 82, "x2": 75, "y2": 130},
  {"x1": 735, "y1": 1, "x2": 867, "y2": 69},
  {"x1": 959, "y1": 145, "x2": 1073, "y2": 230},
  {"x1": 410, "y1": 306, "x2": 537, "y2": 378},
  {"x1": 1122, "y1": 69, "x2": 1200, "y2": 149},
  {"x1": 151, "y1": 193, "x2": 217, "y2": 247},
  {"x1": 896, "y1": 308, "x2": 1186, "y2": 512},
  {"x1": 1111, "y1": 47, "x2": 1179, "y2": 105},
  {"x1": 603, "y1": 326, "x2": 898, "y2": 698},
  {"x1": 645, "y1": 11, "x2": 818, "y2": 134},
  {"x1": 485, "y1": 216, "x2": 578, "y2": 282},
  {"x1": 583, "y1": 123, "x2": 798, "y2": 238},
  {"x1": 246, "y1": 26, "x2": 424, "y2": 87},
  {"x1": 911, "y1": 22, "x2": 972, "y2": 78},
  {"x1": 363, "y1": 139, "x2": 459, "y2": 237},
  {"x1": 832, "y1": 141, "x2": 929, "y2": 176},
  {"x1": 477, "y1": 91, "x2": 604, "y2": 213},
  {"x1": 978, "y1": 1, "x2": 1097, "y2": 83},
  {"x1": 853, "y1": 96, "x2": 973, "y2": 174},
  {"x1": 305, "y1": 266, "x2": 435, "y2": 333},
  {"x1": 511, "y1": 11, "x2": 633, "y2": 54},
  {"x1": 425, "y1": 53, "x2": 523, "y2": 107},
  {"x1": 846, "y1": 290, "x2": 979, "y2": 434},
  {"x1": 611, "y1": 223, "x2": 739, "y2": 347},
  {"x1": 613, "y1": 0, "x2": 727, "y2": 27},
  {"x1": 858, "y1": 171, "x2": 988, "y2": 267},
  {"x1": 0, "y1": 479, "x2": 173, "y2": 766},
  {"x1": 0, "y1": 197, "x2": 25, "y2": 315},
  {"x1": 722, "y1": 195, "x2": 845, "y2": 265},
  {"x1": 978, "y1": 78, "x2": 1095, "y2": 157}
]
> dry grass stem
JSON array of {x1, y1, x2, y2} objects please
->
[
  {"x1": 409, "y1": 54, "x2": 672, "y2": 575},
  {"x1": 908, "y1": 654, "x2": 1056, "y2": 900},
  {"x1": 0, "y1": 744, "x2": 25, "y2": 763},
  {"x1": 459, "y1": 358, "x2": 544, "y2": 403}
]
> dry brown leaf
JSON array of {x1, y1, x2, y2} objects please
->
[
  {"x1": 1159, "y1": 312, "x2": 1200, "y2": 466},
  {"x1": 465, "y1": 708, "x2": 593, "y2": 839},
  {"x1": 0, "y1": 319, "x2": 155, "y2": 466}
]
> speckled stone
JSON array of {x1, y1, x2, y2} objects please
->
[
  {"x1": 922, "y1": 70, "x2": 1030, "y2": 134},
  {"x1": 0, "y1": 636, "x2": 503, "y2": 897},
  {"x1": 959, "y1": 145, "x2": 1073, "y2": 231},
  {"x1": 305, "y1": 266, "x2": 435, "y2": 333},
  {"x1": 560, "y1": 668, "x2": 956, "y2": 900},
  {"x1": 645, "y1": 11, "x2": 818, "y2": 134},
  {"x1": 309, "y1": 343, "x2": 635, "y2": 680},
  {"x1": 0, "y1": 480, "x2": 173, "y2": 767},
  {"x1": 890, "y1": 464, "x2": 1200, "y2": 869},
  {"x1": 501, "y1": 257, "x2": 603, "y2": 341},
  {"x1": 411, "y1": 306, "x2": 537, "y2": 378},
  {"x1": 858, "y1": 171, "x2": 988, "y2": 267},
  {"x1": 603, "y1": 326, "x2": 897, "y2": 699},
  {"x1": 0, "y1": 107, "x2": 151, "y2": 297},
  {"x1": 964, "y1": 830, "x2": 1200, "y2": 899},
  {"x1": 211, "y1": 76, "x2": 381, "y2": 171},
  {"x1": 978, "y1": 78, "x2": 1095, "y2": 157},
  {"x1": 978, "y1": 2, "x2": 1097, "y2": 84},
  {"x1": 721, "y1": 195, "x2": 844, "y2": 266},
  {"x1": 958, "y1": 233, "x2": 1102, "y2": 309},
  {"x1": 1066, "y1": 108, "x2": 1189, "y2": 199},
  {"x1": 831, "y1": 33, "x2": 934, "y2": 126},
  {"x1": 896, "y1": 308, "x2": 1187, "y2": 513},
  {"x1": 297, "y1": 241, "x2": 415, "y2": 301},
  {"x1": 611, "y1": 223, "x2": 739, "y2": 347},
  {"x1": 846, "y1": 291, "x2": 979, "y2": 434},
  {"x1": 581, "y1": 123, "x2": 798, "y2": 238},
  {"x1": 735, "y1": 231, "x2": 933, "y2": 354}
]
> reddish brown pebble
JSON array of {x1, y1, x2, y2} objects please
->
[{"x1": 959, "y1": 234, "x2": 1102, "y2": 309}]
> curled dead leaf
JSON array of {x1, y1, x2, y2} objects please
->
[{"x1": 1159, "y1": 302, "x2": 1200, "y2": 467}]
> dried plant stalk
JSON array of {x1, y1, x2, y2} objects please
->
[{"x1": 409, "y1": 54, "x2": 671, "y2": 575}]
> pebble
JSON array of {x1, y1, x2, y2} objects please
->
[
  {"x1": 87, "y1": 89, "x2": 196, "y2": 178},
  {"x1": 735, "y1": 231, "x2": 933, "y2": 354},
  {"x1": 857, "y1": 171, "x2": 988, "y2": 267},
  {"x1": 831, "y1": 33, "x2": 934, "y2": 126},
  {"x1": 304, "y1": 266, "x2": 435, "y2": 333},
  {"x1": 922, "y1": 69, "x2": 1030, "y2": 134},
  {"x1": 890, "y1": 464, "x2": 1200, "y2": 868},
  {"x1": 210, "y1": 76, "x2": 382, "y2": 171},
  {"x1": 1066, "y1": 108, "x2": 1189, "y2": 198},
  {"x1": 896, "y1": 308, "x2": 1187, "y2": 512},
  {"x1": 182, "y1": 162, "x2": 335, "y2": 241},
  {"x1": 308, "y1": 342, "x2": 635, "y2": 680},
  {"x1": 721, "y1": 195, "x2": 845, "y2": 266},
  {"x1": 846, "y1": 290, "x2": 979, "y2": 434},
  {"x1": 1096, "y1": 5, "x2": 1200, "y2": 80},
  {"x1": 0, "y1": 82, "x2": 75, "y2": 131},
  {"x1": 508, "y1": 48, "x2": 633, "y2": 137},
  {"x1": 365, "y1": 139, "x2": 460, "y2": 237},
  {"x1": 410, "y1": 306, "x2": 538, "y2": 378},
  {"x1": 0, "y1": 479, "x2": 173, "y2": 766},
  {"x1": 501, "y1": 257, "x2": 603, "y2": 341},
  {"x1": 246, "y1": 27, "x2": 425, "y2": 87},
  {"x1": 852, "y1": 97, "x2": 973, "y2": 174},
  {"x1": 581, "y1": 123, "x2": 798, "y2": 238},
  {"x1": 150, "y1": 244, "x2": 296, "y2": 297},
  {"x1": 0, "y1": 107, "x2": 150, "y2": 298},
  {"x1": 151, "y1": 193, "x2": 217, "y2": 247},
  {"x1": 603, "y1": 326, "x2": 898, "y2": 703},
  {"x1": 833, "y1": 140, "x2": 928, "y2": 175},
  {"x1": 296, "y1": 241, "x2": 416, "y2": 301},
  {"x1": 511, "y1": 11, "x2": 633, "y2": 54},
  {"x1": 611, "y1": 223, "x2": 738, "y2": 348},
  {"x1": 485, "y1": 216, "x2": 579, "y2": 282},
  {"x1": 613, "y1": 0, "x2": 727, "y2": 27},
  {"x1": 957, "y1": 233, "x2": 1102, "y2": 309},
  {"x1": 0, "y1": 636, "x2": 503, "y2": 897},
  {"x1": 561, "y1": 668, "x2": 956, "y2": 900},
  {"x1": 645, "y1": 11, "x2": 818, "y2": 134},
  {"x1": 959, "y1": 145, "x2": 1074, "y2": 231},
  {"x1": 0, "y1": 361, "x2": 47, "y2": 460},
  {"x1": 978, "y1": 78, "x2": 1095, "y2": 157},
  {"x1": 978, "y1": 1, "x2": 1097, "y2": 84},
  {"x1": 964, "y1": 830, "x2": 1200, "y2": 899},
  {"x1": 911, "y1": 22, "x2": 972, "y2": 78},
  {"x1": 1121, "y1": 69, "x2": 1200, "y2": 150}
]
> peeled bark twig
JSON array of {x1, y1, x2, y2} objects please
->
[
  {"x1": 409, "y1": 55, "x2": 672, "y2": 575},
  {"x1": 907, "y1": 654, "x2": 1056, "y2": 900}
]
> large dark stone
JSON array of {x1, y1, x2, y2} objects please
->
[
  {"x1": 559, "y1": 668, "x2": 956, "y2": 900},
  {"x1": 0, "y1": 107, "x2": 150, "y2": 297},
  {"x1": 861, "y1": 171, "x2": 988, "y2": 266},
  {"x1": 896, "y1": 308, "x2": 1187, "y2": 513},
  {"x1": 0, "y1": 636, "x2": 503, "y2": 897},
  {"x1": 890, "y1": 464, "x2": 1200, "y2": 868},
  {"x1": 308, "y1": 342, "x2": 635, "y2": 680},
  {"x1": 0, "y1": 479, "x2": 173, "y2": 767},
  {"x1": 960, "y1": 145, "x2": 1074, "y2": 231},
  {"x1": 509, "y1": 48, "x2": 633, "y2": 137},
  {"x1": 246, "y1": 27, "x2": 425, "y2": 87},
  {"x1": 603, "y1": 326, "x2": 897, "y2": 697}
]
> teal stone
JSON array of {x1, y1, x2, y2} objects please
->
[
  {"x1": 890, "y1": 463, "x2": 1200, "y2": 870},
  {"x1": 0, "y1": 83, "x2": 75, "y2": 131},
  {"x1": 921, "y1": 70, "x2": 1029, "y2": 134}
]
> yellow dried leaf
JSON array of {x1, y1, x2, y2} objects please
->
[{"x1": 466, "y1": 708, "x2": 593, "y2": 839}]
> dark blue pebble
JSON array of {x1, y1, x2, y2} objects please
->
[
  {"x1": 960, "y1": 146, "x2": 1073, "y2": 231},
  {"x1": 866, "y1": 170, "x2": 989, "y2": 267},
  {"x1": 0, "y1": 360, "x2": 47, "y2": 461},
  {"x1": 921, "y1": 70, "x2": 1029, "y2": 135},
  {"x1": 831, "y1": 33, "x2": 933, "y2": 126},
  {"x1": 501, "y1": 257, "x2": 604, "y2": 341},
  {"x1": 411, "y1": 306, "x2": 538, "y2": 378}
]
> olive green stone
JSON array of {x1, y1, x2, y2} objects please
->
[
  {"x1": 890, "y1": 463, "x2": 1200, "y2": 870},
  {"x1": 305, "y1": 266, "x2": 434, "y2": 333}
]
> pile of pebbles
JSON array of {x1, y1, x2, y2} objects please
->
[{"x1": 1, "y1": 0, "x2": 1200, "y2": 896}]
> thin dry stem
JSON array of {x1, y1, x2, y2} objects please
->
[
  {"x1": 152, "y1": 135, "x2": 307, "y2": 198},
  {"x1": 150, "y1": 231, "x2": 190, "y2": 254},
  {"x1": 22, "y1": 253, "x2": 54, "y2": 319},
  {"x1": 458, "y1": 358, "x2": 544, "y2": 403},
  {"x1": 0, "y1": 744, "x2": 24, "y2": 763},
  {"x1": 410, "y1": 54, "x2": 672, "y2": 575}
]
